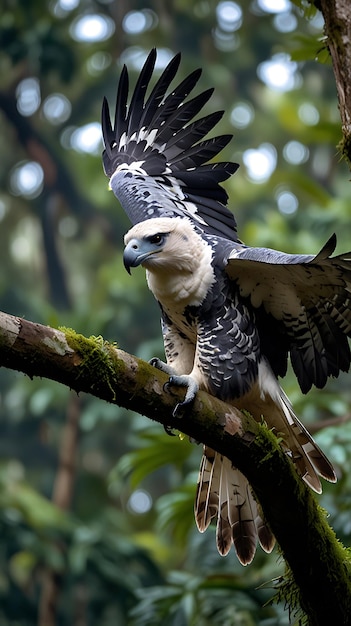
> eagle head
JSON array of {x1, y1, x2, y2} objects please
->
[{"x1": 123, "y1": 217, "x2": 202, "y2": 274}]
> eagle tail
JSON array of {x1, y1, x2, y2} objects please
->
[{"x1": 195, "y1": 446, "x2": 275, "y2": 564}]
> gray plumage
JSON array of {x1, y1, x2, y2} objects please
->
[{"x1": 102, "y1": 50, "x2": 350, "y2": 564}]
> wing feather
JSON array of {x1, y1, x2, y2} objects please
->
[
  {"x1": 164, "y1": 111, "x2": 224, "y2": 157},
  {"x1": 168, "y1": 134, "x2": 233, "y2": 170},
  {"x1": 102, "y1": 50, "x2": 238, "y2": 241},
  {"x1": 139, "y1": 51, "x2": 181, "y2": 131},
  {"x1": 125, "y1": 48, "x2": 157, "y2": 137},
  {"x1": 225, "y1": 237, "x2": 351, "y2": 392}
]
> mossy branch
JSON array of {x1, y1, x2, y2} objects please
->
[{"x1": 1, "y1": 310, "x2": 351, "y2": 624}]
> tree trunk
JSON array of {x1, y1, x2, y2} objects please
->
[{"x1": 316, "y1": 0, "x2": 351, "y2": 166}]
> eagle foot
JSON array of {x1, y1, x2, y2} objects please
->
[
  {"x1": 164, "y1": 375, "x2": 199, "y2": 417},
  {"x1": 149, "y1": 359, "x2": 198, "y2": 417}
]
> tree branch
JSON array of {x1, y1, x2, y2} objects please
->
[{"x1": 1, "y1": 310, "x2": 351, "y2": 624}]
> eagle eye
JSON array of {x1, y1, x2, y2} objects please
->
[{"x1": 147, "y1": 233, "x2": 166, "y2": 246}]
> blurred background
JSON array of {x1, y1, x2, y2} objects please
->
[{"x1": 0, "y1": 1, "x2": 351, "y2": 624}]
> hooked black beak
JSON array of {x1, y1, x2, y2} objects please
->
[{"x1": 123, "y1": 238, "x2": 160, "y2": 274}]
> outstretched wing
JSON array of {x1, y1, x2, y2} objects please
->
[
  {"x1": 225, "y1": 234, "x2": 351, "y2": 393},
  {"x1": 102, "y1": 49, "x2": 239, "y2": 241}
]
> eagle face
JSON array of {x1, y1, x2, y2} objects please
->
[
  {"x1": 124, "y1": 217, "x2": 203, "y2": 272},
  {"x1": 123, "y1": 216, "x2": 216, "y2": 307},
  {"x1": 123, "y1": 231, "x2": 169, "y2": 273}
]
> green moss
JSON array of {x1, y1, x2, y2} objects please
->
[
  {"x1": 133, "y1": 358, "x2": 160, "y2": 397},
  {"x1": 59, "y1": 327, "x2": 122, "y2": 400},
  {"x1": 239, "y1": 414, "x2": 284, "y2": 467},
  {"x1": 255, "y1": 422, "x2": 284, "y2": 464},
  {"x1": 269, "y1": 564, "x2": 309, "y2": 625},
  {"x1": 337, "y1": 135, "x2": 351, "y2": 168},
  {"x1": 272, "y1": 539, "x2": 351, "y2": 625}
]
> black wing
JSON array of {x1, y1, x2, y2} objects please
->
[
  {"x1": 225, "y1": 235, "x2": 351, "y2": 393},
  {"x1": 102, "y1": 49, "x2": 238, "y2": 241}
]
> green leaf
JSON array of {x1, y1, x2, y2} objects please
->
[
  {"x1": 156, "y1": 484, "x2": 196, "y2": 546},
  {"x1": 110, "y1": 432, "x2": 193, "y2": 488}
]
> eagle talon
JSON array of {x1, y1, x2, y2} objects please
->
[
  {"x1": 149, "y1": 357, "x2": 176, "y2": 376},
  {"x1": 172, "y1": 402, "x2": 186, "y2": 418},
  {"x1": 164, "y1": 374, "x2": 199, "y2": 417},
  {"x1": 163, "y1": 380, "x2": 173, "y2": 394},
  {"x1": 149, "y1": 357, "x2": 160, "y2": 368}
]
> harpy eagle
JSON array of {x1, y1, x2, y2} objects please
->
[{"x1": 102, "y1": 49, "x2": 351, "y2": 565}]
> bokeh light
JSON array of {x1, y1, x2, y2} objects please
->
[
  {"x1": 283, "y1": 141, "x2": 309, "y2": 164},
  {"x1": 127, "y1": 489, "x2": 153, "y2": 514},
  {"x1": 87, "y1": 51, "x2": 112, "y2": 76},
  {"x1": 257, "y1": 0, "x2": 292, "y2": 13},
  {"x1": 120, "y1": 46, "x2": 174, "y2": 71},
  {"x1": 122, "y1": 10, "x2": 157, "y2": 34},
  {"x1": 257, "y1": 53, "x2": 299, "y2": 91},
  {"x1": 43, "y1": 94, "x2": 72, "y2": 125},
  {"x1": 70, "y1": 14, "x2": 115, "y2": 42},
  {"x1": 216, "y1": 1, "x2": 243, "y2": 32},
  {"x1": 275, "y1": 188, "x2": 299, "y2": 214},
  {"x1": 298, "y1": 102, "x2": 320, "y2": 125},
  {"x1": 10, "y1": 161, "x2": 44, "y2": 198},
  {"x1": 230, "y1": 102, "x2": 255, "y2": 128},
  {"x1": 274, "y1": 11, "x2": 297, "y2": 32},
  {"x1": 243, "y1": 143, "x2": 277, "y2": 182},
  {"x1": 16, "y1": 78, "x2": 41, "y2": 116},
  {"x1": 70, "y1": 123, "x2": 102, "y2": 154}
]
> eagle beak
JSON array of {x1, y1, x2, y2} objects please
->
[{"x1": 123, "y1": 238, "x2": 160, "y2": 274}]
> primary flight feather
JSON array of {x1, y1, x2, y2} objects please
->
[{"x1": 102, "y1": 50, "x2": 351, "y2": 565}]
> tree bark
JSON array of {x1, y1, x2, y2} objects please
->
[
  {"x1": 1, "y1": 310, "x2": 351, "y2": 624},
  {"x1": 316, "y1": 0, "x2": 351, "y2": 166}
]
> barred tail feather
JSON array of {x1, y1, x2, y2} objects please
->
[
  {"x1": 194, "y1": 447, "x2": 219, "y2": 532},
  {"x1": 257, "y1": 359, "x2": 336, "y2": 493},
  {"x1": 195, "y1": 446, "x2": 274, "y2": 564},
  {"x1": 226, "y1": 466, "x2": 257, "y2": 565},
  {"x1": 278, "y1": 389, "x2": 337, "y2": 493},
  {"x1": 255, "y1": 513, "x2": 276, "y2": 554}
]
